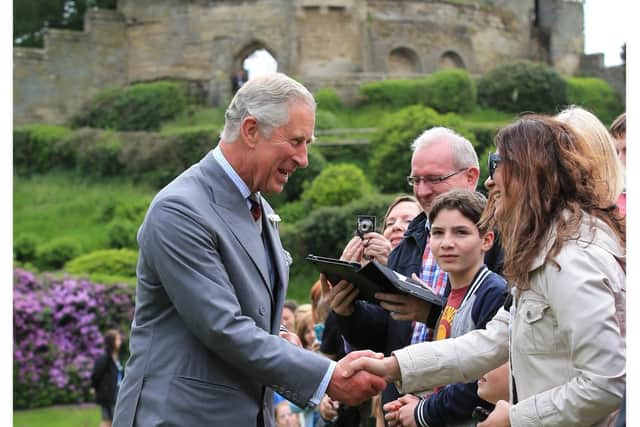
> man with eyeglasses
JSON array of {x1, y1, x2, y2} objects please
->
[{"x1": 323, "y1": 127, "x2": 504, "y2": 425}]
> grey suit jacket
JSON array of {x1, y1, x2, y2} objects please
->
[{"x1": 112, "y1": 151, "x2": 331, "y2": 427}]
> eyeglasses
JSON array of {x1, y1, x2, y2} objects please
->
[
  {"x1": 488, "y1": 152, "x2": 502, "y2": 180},
  {"x1": 406, "y1": 168, "x2": 467, "y2": 186}
]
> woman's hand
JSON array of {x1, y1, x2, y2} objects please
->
[{"x1": 362, "y1": 232, "x2": 393, "y2": 265}]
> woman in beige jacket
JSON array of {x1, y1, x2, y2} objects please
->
[{"x1": 346, "y1": 115, "x2": 626, "y2": 427}]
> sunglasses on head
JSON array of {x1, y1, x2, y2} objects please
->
[{"x1": 488, "y1": 152, "x2": 501, "y2": 179}]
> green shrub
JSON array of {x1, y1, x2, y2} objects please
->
[
  {"x1": 13, "y1": 124, "x2": 73, "y2": 174},
  {"x1": 422, "y1": 69, "x2": 476, "y2": 114},
  {"x1": 566, "y1": 77, "x2": 624, "y2": 124},
  {"x1": 277, "y1": 199, "x2": 312, "y2": 223},
  {"x1": 316, "y1": 110, "x2": 338, "y2": 130},
  {"x1": 65, "y1": 248, "x2": 138, "y2": 278},
  {"x1": 360, "y1": 70, "x2": 476, "y2": 114},
  {"x1": 315, "y1": 88, "x2": 343, "y2": 112},
  {"x1": 74, "y1": 131, "x2": 124, "y2": 177},
  {"x1": 36, "y1": 238, "x2": 81, "y2": 270},
  {"x1": 360, "y1": 79, "x2": 426, "y2": 108},
  {"x1": 477, "y1": 60, "x2": 567, "y2": 114},
  {"x1": 106, "y1": 220, "x2": 139, "y2": 249},
  {"x1": 268, "y1": 147, "x2": 328, "y2": 207},
  {"x1": 14, "y1": 234, "x2": 39, "y2": 263},
  {"x1": 281, "y1": 193, "x2": 395, "y2": 261},
  {"x1": 369, "y1": 105, "x2": 476, "y2": 193},
  {"x1": 70, "y1": 80, "x2": 188, "y2": 131},
  {"x1": 120, "y1": 126, "x2": 217, "y2": 187},
  {"x1": 302, "y1": 164, "x2": 373, "y2": 208}
]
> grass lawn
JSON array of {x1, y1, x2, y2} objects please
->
[
  {"x1": 13, "y1": 404, "x2": 100, "y2": 427},
  {"x1": 13, "y1": 172, "x2": 156, "y2": 254}
]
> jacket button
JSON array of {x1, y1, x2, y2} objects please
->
[{"x1": 259, "y1": 306, "x2": 265, "y2": 315}]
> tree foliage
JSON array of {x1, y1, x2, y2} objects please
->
[{"x1": 14, "y1": 0, "x2": 117, "y2": 48}]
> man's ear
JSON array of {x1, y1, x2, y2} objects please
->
[
  {"x1": 466, "y1": 167, "x2": 480, "y2": 188},
  {"x1": 481, "y1": 229, "x2": 495, "y2": 252},
  {"x1": 240, "y1": 116, "x2": 260, "y2": 148}
]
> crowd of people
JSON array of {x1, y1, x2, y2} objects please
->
[{"x1": 95, "y1": 72, "x2": 626, "y2": 427}]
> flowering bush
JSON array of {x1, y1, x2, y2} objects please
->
[{"x1": 13, "y1": 268, "x2": 135, "y2": 409}]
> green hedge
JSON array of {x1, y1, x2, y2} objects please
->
[
  {"x1": 14, "y1": 126, "x2": 218, "y2": 187},
  {"x1": 65, "y1": 248, "x2": 138, "y2": 279},
  {"x1": 13, "y1": 124, "x2": 73, "y2": 174},
  {"x1": 360, "y1": 70, "x2": 476, "y2": 113},
  {"x1": 566, "y1": 77, "x2": 624, "y2": 124},
  {"x1": 369, "y1": 105, "x2": 477, "y2": 193},
  {"x1": 477, "y1": 60, "x2": 567, "y2": 114},
  {"x1": 70, "y1": 80, "x2": 189, "y2": 131},
  {"x1": 360, "y1": 79, "x2": 424, "y2": 109}
]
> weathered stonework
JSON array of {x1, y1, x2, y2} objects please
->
[{"x1": 13, "y1": 0, "x2": 622, "y2": 125}]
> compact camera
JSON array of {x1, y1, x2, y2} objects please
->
[{"x1": 356, "y1": 215, "x2": 376, "y2": 238}]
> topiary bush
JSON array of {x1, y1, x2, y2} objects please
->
[
  {"x1": 13, "y1": 124, "x2": 74, "y2": 174},
  {"x1": 13, "y1": 268, "x2": 135, "y2": 409},
  {"x1": 301, "y1": 163, "x2": 373, "y2": 209},
  {"x1": 70, "y1": 80, "x2": 188, "y2": 131},
  {"x1": 314, "y1": 87, "x2": 343, "y2": 112},
  {"x1": 35, "y1": 238, "x2": 81, "y2": 271},
  {"x1": 477, "y1": 60, "x2": 567, "y2": 114},
  {"x1": 566, "y1": 77, "x2": 624, "y2": 124},
  {"x1": 422, "y1": 69, "x2": 477, "y2": 114},
  {"x1": 65, "y1": 249, "x2": 138, "y2": 278},
  {"x1": 369, "y1": 105, "x2": 477, "y2": 193}
]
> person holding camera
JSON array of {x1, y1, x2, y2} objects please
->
[
  {"x1": 341, "y1": 196, "x2": 422, "y2": 266},
  {"x1": 321, "y1": 127, "x2": 504, "y2": 421},
  {"x1": 91, "y1": 329, "x2": 124, "y2": 427}
]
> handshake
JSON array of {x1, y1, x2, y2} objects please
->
[{"x1": 326, "y1": 350, "x2": 400, "y2": 406}]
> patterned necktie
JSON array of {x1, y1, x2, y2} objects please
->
[{"x1": 249, "y1": 193, "x2": 261, "y2": 222}]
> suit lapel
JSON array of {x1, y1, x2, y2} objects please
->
[
  {"x1": 261, "y1": 202, "x2": 288, "y2": 312},
  {"x1": 199, "y1": 152, "x2": 274, "y2": 302}
]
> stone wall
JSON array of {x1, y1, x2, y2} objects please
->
[
  {"x1": 15, "y1": 0, "x2": 620, "y2": 126},
  {"x1": 14, "y1": 9, "x2": 127, "y2": 125}
]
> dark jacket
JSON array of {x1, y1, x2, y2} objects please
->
[
  {"x1": 91, "y1": 352, "x2": 120, "y2": 407},
  {"x1": 336, "y1": 212, "x2": 505, "y2": 410}
]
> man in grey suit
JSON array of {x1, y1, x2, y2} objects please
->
[{"x1": 112, "y1": 73, "x2": 386, "y2": 427}]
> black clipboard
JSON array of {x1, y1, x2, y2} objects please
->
[{"x1": 306, "y1": 254, "x2": 445, "y2": 308}]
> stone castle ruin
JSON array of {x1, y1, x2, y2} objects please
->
[{"x1": 13, "y1": 0, "x2": 624, "y2": 125}]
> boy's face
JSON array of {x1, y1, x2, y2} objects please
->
[{"x1": 430, "y1": 208, "x2": 493, "y2": 276}]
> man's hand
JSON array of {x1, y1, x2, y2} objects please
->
[
  {"x1": 478, "y1": 400, "x2": 511, "y2": 427},
  {"x1": 318, "y1": 394, "x2": 339, "y2": 422},
  {"x1": 327, "y1": 350, "x2": 387, "y2": 406},
  {"x1": 343, "y1": 355, "x2": 401, "y2": 383},
  {"x1": 375, "y1": 293, "x2": 431, "y2": 323},
  {"x1": 320, "y1": 274, "x2": 359, "y2": 316},
  {"x1": 383, "y1": 394, "x2": 420, "y2": 427}
]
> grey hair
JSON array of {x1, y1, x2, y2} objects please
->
[
  {"x1": 221, "y1": 73, "x2": 316, "y2": 142},
  {"x1": 411, "y1": 126, "x2": 479, "y2": 168}
]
